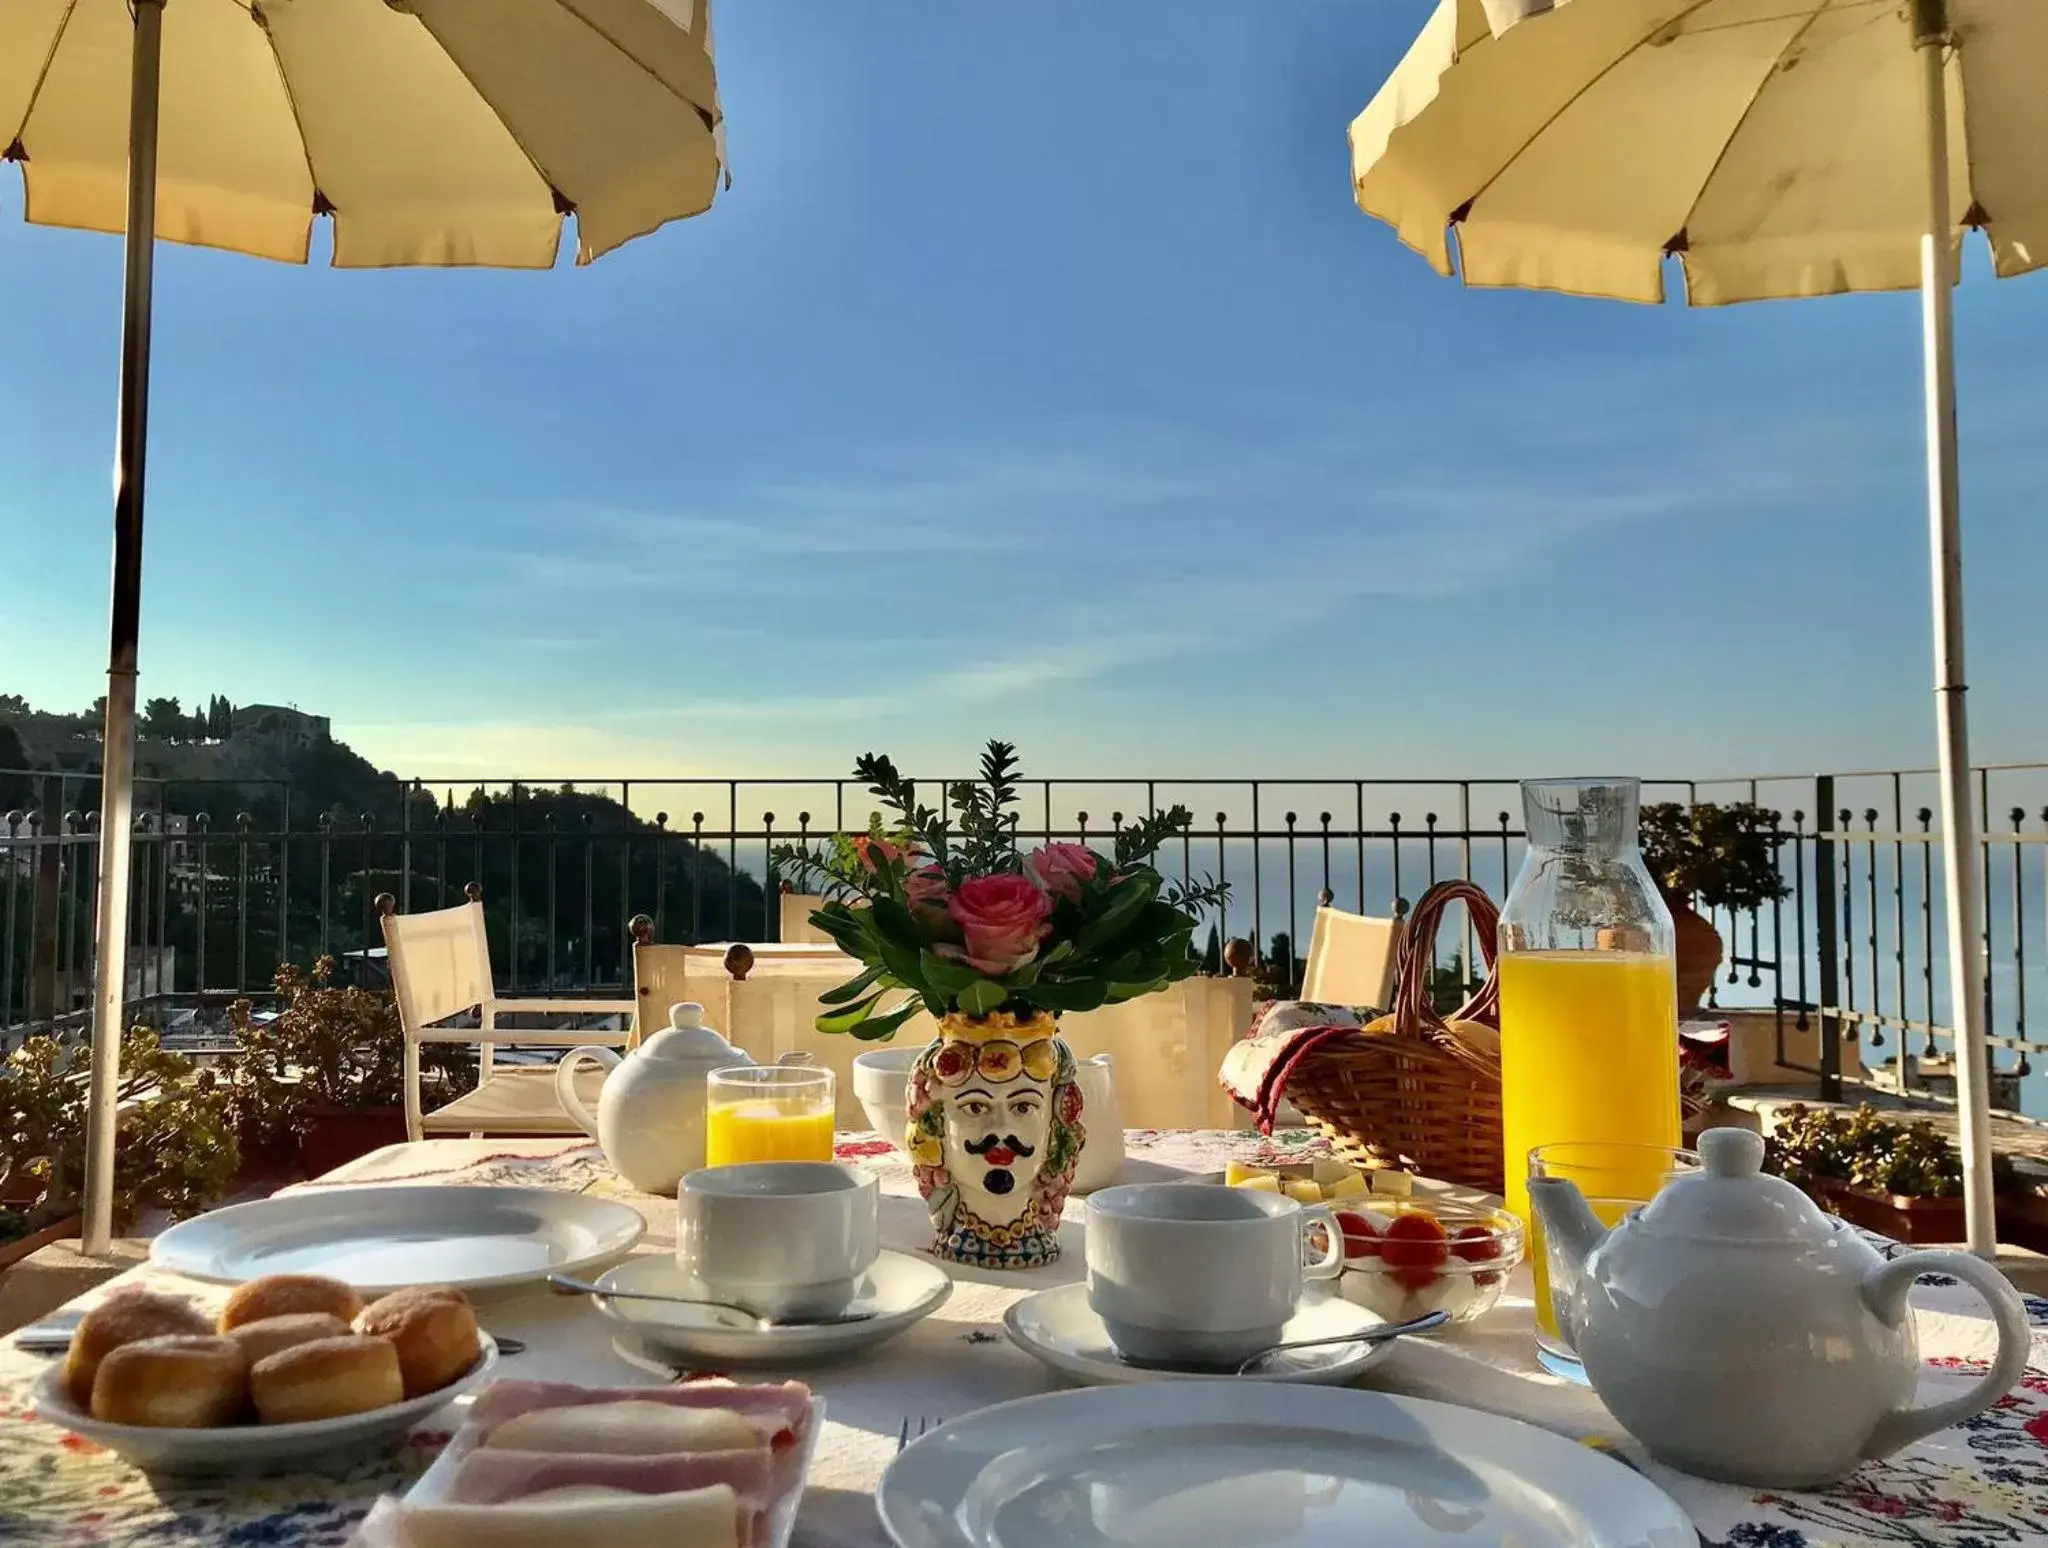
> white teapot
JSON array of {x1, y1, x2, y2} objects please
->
[
  {"x1": 1530, "y1": 1127, "x2": 2031, "y2": 1488},
  {"x1": 554, "y1": 1002, "x2": 753, "y2": 1194}
]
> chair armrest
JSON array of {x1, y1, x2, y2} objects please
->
[
  {"x1": 417, "y1": 1026, "x2": 628, "y2": 1048},
  {"x1": 485, "y1": 997, "x2": 638, "y2": 1018}
]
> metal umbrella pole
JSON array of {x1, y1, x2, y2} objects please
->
[
  {"x1": 80, "y1": 0, "x2": 165, "y2": 1256},
  {"x1": 1913, "y1": 0, "x2": 1995, "y2": 1259}
]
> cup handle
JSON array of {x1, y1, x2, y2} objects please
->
[
  {"x1": 1299, "y1": 1203, "x2": 1345, "y2": 1281},
  {"x1": 1859, "y1": 1249, "x2": 2032, "y2": 1460},
  {"x1": 552, "y1": 1047, "x2": 620, "y2": 1140}
]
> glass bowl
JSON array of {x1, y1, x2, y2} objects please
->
[{"x1": 1323, "y1": 1200, "x2": 1523, "y2": 1329}]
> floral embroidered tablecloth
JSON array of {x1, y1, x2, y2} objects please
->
[{"x1": 3, "y1": 1128, "x2": 2046, "y2": 1547}]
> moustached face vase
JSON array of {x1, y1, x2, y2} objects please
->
[{"x1": 906, "y1": 1011, "x2": 1083, "y2": 1269}]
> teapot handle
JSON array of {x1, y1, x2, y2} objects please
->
[
  {"x1": 553, "y1": 1047, "x2": 622, "y2": 1140},
  {"x1": 1860, "y1": 1249, "x2": 2032, "y2": 1461}
]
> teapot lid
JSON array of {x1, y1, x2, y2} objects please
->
[
  {"x1": 1636, "y1": 1128, "x2": 1836, "y2": 1246},
  {"x1": 636, "y1": 1001, "x2": 747, "y2": 1063}
]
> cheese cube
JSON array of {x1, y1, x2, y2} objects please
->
[
  {"x1": 1367, "y1": 1169, "x2": 1415, "y2": 1198},
  {"x1": 1326, "y1": 1172, "x2": 1367, "y2": 1200},
  {"x1": 1282, "y1": 1179, "x2": 1324, "y2": 1204},
  {"x1": 1224, "y1": 1161, "x2": 1270, "y2": 1188},
  {"x1": 1234, "y1": 1174, "x2": 1283, "y2": 1193}
]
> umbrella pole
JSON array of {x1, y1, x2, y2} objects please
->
[
  {"x1": 80, "y1": 0, "x2": 166, "y2": 1256},
  {"x1": 1913, "y1": 0, "x2": 1995, "y2": 1258}
]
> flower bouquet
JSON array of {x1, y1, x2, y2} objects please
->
[{"x1": 770, "y1": 741, "x2": 1224, "y2": 1267}]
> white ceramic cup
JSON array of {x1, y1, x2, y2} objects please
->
[
  {"x1": 677, "y1": 1162, "x2": 880, "y2": 1319},
  {"x1": 1085, "y1": 1183, "x2": 1343, "y2": 1366}
]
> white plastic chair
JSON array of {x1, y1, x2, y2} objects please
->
[
  {"x1": 1300, "y1": 904, "x2": 1404, "y2": 1010},
  {"x1": 379, "y1": 888, "x2": 637, "y2": 1140}
]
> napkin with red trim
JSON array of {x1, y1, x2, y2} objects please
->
[{"x1": 1218, "y1": 1000, "x2": 1371, "y2": 1134}]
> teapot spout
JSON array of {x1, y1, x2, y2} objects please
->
[{"x1": 1526, "y1": 1176, "x2": 1608, "y2": 1278}]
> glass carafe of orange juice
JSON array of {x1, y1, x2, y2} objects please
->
[{"x1": 1498, "y1": 778, "x2": 1679, "y2": 1321}]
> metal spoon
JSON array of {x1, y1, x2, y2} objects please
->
[
  {"x1": 1231, "y1": 1308, "x2": 1450, "y2": 1373},
  {"x1": 547, "y1": 1274, "x2": 874, "y2": 1329}
]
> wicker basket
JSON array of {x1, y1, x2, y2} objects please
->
[{"x1": 1279, "y1": 880, "x2": 1507, "y2": 1194}]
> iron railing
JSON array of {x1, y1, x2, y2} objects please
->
[{"x1": 5, "y1": 765, "x2": 2047, "y2": 1118}]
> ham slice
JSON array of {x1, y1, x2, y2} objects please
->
[
  {"x1": 467, "y1": 1380, "x2": 812, "y2": 1450},
  {"x1": 483, "y1": 1403, "x2": 761, "y2": 1458},
  {"x1": 445, "y1": 1446, "x2": 773, "y2": 1507},
  {"x1": 349, "y1": 1485, "x2": 739, "y2": 1548}
]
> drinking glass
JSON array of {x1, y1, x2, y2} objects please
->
[
  {"x1": 704, "y1": 1066, "x2": 836, "y2": 1167},
  {"x1": 1529, "y1": 1140, "x2": 1700, "y2": 1383}
]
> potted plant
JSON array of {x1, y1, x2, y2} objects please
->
[
  {"x1": 0, "y1": 1026, "x2": 241, "y2": 1264},
  {"x1": 227, "y1": 957, "x2": 475, "y2": 1177},
  {"x1": 1639, "y1": 800, "x2": 1791, "y2": 1012},
  {"x1": 1763, "y1": 1103, "x2": 2025, "y2": 1245},
  {"x1": 771, "y1": 741, "x2": 1225, "y2": 1268}
]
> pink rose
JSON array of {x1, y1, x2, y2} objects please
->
[
  {"x1": 905, "y1": 865, "x2": 951, "y2": 908},
  {"x1": 1025, "y1": 842, "x2": 1100, "y2": 902},
  {"x1": 945, "y1": 874, "x2": 1053, "y2": 976}
]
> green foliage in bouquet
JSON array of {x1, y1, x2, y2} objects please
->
[{"x1": 770, "y1": 742, "x2": 1228, "y2": 1038}]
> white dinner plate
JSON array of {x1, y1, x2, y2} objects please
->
[
  {"x1": 1004, "y1": 1284, "x2": 1394, "y2": 1387},
  {"x1": 32, "y1": 1336, "x2": 499, "y2": 1477},
  {"x1": 594, "y1": 1250, "x2": 952, "y2": 1367},
  {"x1": 879, "y1": 1383, "x2": 1694, "y2": 1548},
  {"x1": 149, "y1": 1186, "x2": 646, "y2": 1294}
]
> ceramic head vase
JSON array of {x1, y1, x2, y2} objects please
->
[
  {"x1": 907, "y1": 1011, "x2": 1084, "y2": 1269},
  {"x1": 1530, "y1": 1126, "x2": 2031, "y2": 1489}
]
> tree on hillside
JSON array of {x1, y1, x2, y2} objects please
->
[
  {"x1": 0, "y1": 693, "x2": 27, "y2": 718},
  {"x1": 140, "y1": 696, "x2": 185, "y2": 742},
  {"x1": 0, "y1": 722, "x2": 32, "y2": 811},
  {"x1": 209, "y1": 696, "x2": 233, "y2": 740}
]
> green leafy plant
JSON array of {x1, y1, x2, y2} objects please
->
[
  {"x1": 0, "y1": 1026, "x2": 240, "y2": 1230},
  {"x1": 1640, "y1": 801, "x2": 1791, "y2": 912},
  {"x1": 1763, "y1": 1103, "x2": 2015, "y2": 1200},
  {"x1": 227, "y1": 957, "x2": 474, "y2": 1146},
  {"x1": 770, "y1": 741, "x2": 1228, "y2": 1038}
]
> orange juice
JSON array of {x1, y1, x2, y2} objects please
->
[
  {"x1": 704, "y1": 1101, "x2": 836, "y2": 1167},
  {"x1": 1499, "y1": 949, "x2": 1679, "y2": 1332}
]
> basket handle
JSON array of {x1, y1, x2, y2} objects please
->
[{"x1": 1391, "y1": 880, "x2": 1502, "y2": 1036}]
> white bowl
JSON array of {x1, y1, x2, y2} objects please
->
[
  {"x1": 851, "y1": 1046, "x2": 1126, "y2": 1193},
  {"x1": 31, "y1": 1335, "x2": 499, "y2": 1476}
]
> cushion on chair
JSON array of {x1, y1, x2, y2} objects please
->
[{"x1": 421, "y1": 1064, "x2": 608, "y2": 1136}]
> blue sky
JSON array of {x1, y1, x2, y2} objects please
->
[{"x1": 3, "y1": 0, "x2": 2046, "y2": 785}]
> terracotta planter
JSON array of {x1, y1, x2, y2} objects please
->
[
  {"x1": 1665, "y1": 891, "x2": 1724, "y2": 1012},
  {"x1": 1818, "y1": 1182, "x2": 1967, "y2": 1245},
  {"x1": 298, "y1": 1106, "x2": 408, "y2": 1180},
  {"x1": 0, "y1": 1215, "x2": 82, "y2": 1274}
]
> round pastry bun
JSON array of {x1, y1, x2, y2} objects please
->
[
  {"x1": 90, "y1": 1335, "x2": 249, "y2": 1428},
  {"x1": 64, "y1": 1290, "x2": 212, "y2": 1405},
  {"x1": 219, "y1": 1273, "x2": 364, "y2": 1331},
  {"x1": 224, "y1": 1311, "x2": 352, "y2": 1368},
  {"x1": 249, "y1": 1334, "x2": 404, "y2": 1424},
  {"x1": 353, "y1": 1286, "x2": 480, "y2": 1398}
]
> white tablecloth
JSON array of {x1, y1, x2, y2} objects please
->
[{"x1": 5, "y1": 1129, "x2": 2048, "y2": 1547}]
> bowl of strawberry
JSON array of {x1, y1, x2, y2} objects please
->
[{"x1": 1327, "y1": 1202, "x2": 1523, "y2": 1328}]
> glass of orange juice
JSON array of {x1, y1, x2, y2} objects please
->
[
  {"x1": 1529, "y1": 1140, "x2": 1699, "y2": 1381},
  {"x1": 704, "y1": 1066, "x2": 836, "y2": 1167}
]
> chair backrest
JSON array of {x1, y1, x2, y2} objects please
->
[
  {"x1": 381, "y1": 899, "x2": 495, "y2": 1034},
  {"x1": 778, "y1": 891, "x2": 835, "y2": 945},
  {"x1": 1300, "y1": 905, "x2": 1403, "y2": 1009}
]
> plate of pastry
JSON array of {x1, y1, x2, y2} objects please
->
[
  {"x1": 349, "y1": 1377, "x2": 821, "y2": 1547},
  {"x1": 31, "y1": 1273, "x2": 498, "y2": 1475}
]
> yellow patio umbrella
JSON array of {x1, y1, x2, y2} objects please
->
[
  {"x1": 2, "y1": 0, "x2": 724, "y2": 1252},
  {"x1": 1350, "y1": 0, "x2": 2042, "y2": 1255}
]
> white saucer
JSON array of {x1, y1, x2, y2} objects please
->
[
  {"x1": 1003, "y1": 1284, "x2": 1394, "y2": 1386},
  {"x1": 594, "y1": 1250, "x2": 952, "y2": 1366}
]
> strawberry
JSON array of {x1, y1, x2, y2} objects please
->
[
  {"x1": 1380, "y1": 1211, "x2": 1450, "y2": 1288},
  {"x1": 1334, "y1": 1210, "x2": 1383, "y2": 1260},
  {"x1": 1451, "y1": 1223, "x2": 1503, "y2": 1264}
]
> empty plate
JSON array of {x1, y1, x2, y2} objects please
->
[
  {"x1": 594, "y1": 1250, "x2": 952, "y2": 1366},
  {"x1": 1004, "y1": 1284, "x2": 1394, "y2": 1386},
  {"x1": 149, "y1": 1186, "x2": 646, "y2": 1294},
  {"x1": 880, "y1": 1383, "x2": 1693, "y2": 1548}
]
